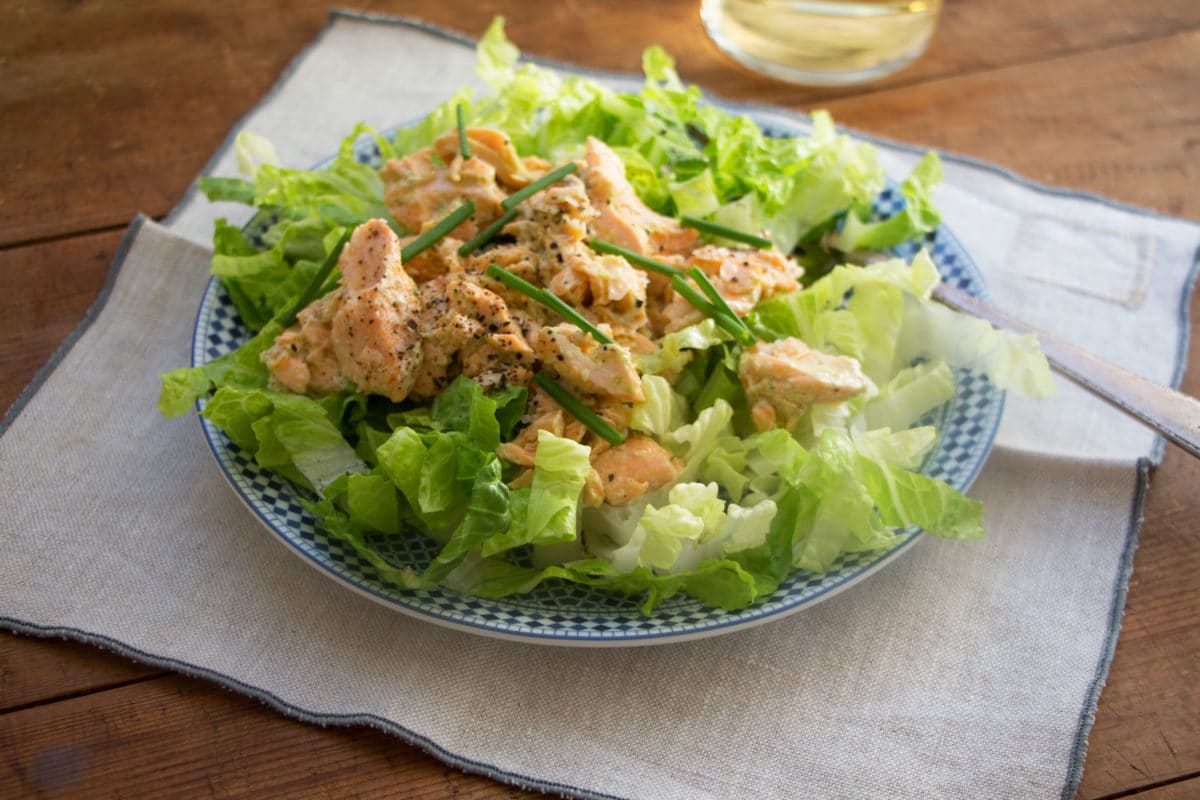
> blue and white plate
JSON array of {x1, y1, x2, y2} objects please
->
[{"x1": 193, "y1": 119, "x2": 1003, "y2": 646}]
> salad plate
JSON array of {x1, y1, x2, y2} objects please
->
[{"x1": 191, "y1": 115, "x2": 1004, "y2": 646}]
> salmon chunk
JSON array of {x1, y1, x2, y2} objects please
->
[
  {"x1": 260, "y1": 293, "x2": 345, "y2": 396},
  {"x1": 548, "y1": 253, "x2": 649, "y2": 333},
  {"x1": 410, "y1": 273, "x2": 536, "y2": 400},
  {"x1": 660, "y1": 245, "x2": 803, "y2": 333},
  {"x1": 591, "y1": 436, "x2": 683, "y2": 506},
  {"x1": 496, "y1": 388, "x2": 632, "y2": 463},
  {"x1": 483, "y1": 173, "x2": 596, "y2": 285},
  {"x1": 381, "y1": 128, "x2": 552, "y2": 245},
  {"x1": 397, "y1": 235, "x2": 467, "y2": 285},
  {"x1": 582, "y1": 137, "x2": 697, "y2": 258},
  {"x1": 529, "y1": 324, "x2": 645, "y2": 403},
  {"x1": 262, "y1": 220, "x2": 424, "y2": 402},
  {"x1": 432, "y1": 128, "x2": 549, "y2": 189},
  {"x1": 738, "y1": 338, "x2": 868, "y2": 432},
  {"x1": 330, "y1": 220, "x2": 425, "y2": 401}
]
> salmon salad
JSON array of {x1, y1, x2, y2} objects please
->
[{"x1": 160, "y1": 21, "x2": 1052, "y2": 612}]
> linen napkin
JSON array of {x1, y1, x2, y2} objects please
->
[{"x1": 3, "y1": 12, "x2": 1198, "y2": 800}]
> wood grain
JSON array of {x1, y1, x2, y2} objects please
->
[
  {"x1": 1, "y1": 0, "x2": 1198, "y2": 246},
  {"x1": 1122, "y1": 777, "x2": 1200, "y2": 800},
  {"x1": 0, "y1": 1, "x2": 1197, "y2": 799},
  {"x1": 1076, "y1": 291, "x2": 1200, "y2": 797},
  {"x1": 819, "y1": 29, "x2": 1200, "y2": 219},
  {"x1": 0, "y1": 674, "x2": 538, "y2": 799},
  {"x1": 0, "y1": 635, "x2": 161, "y2": 712},
  {"x1": 0, "y1": 230, "x2": 123, "y2": 414}
]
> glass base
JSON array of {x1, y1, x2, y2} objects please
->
[{"x1": 700, "y1": 1, "x2": 935, "y2": 87}]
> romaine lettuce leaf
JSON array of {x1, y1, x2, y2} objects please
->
[
  {"x1": 418, "y1": 455, "x2": 512, "y2": 587},
  {"x1": 863, "y1": 360, "x2": 955, "y2": 432},
  {"x1": 851, "y1": 426, "x2": 938, "y2": 470},
  {"x1": 629, "y1": 375, "x2": 688, "y2": 439},
  {"x1": 157, "y1": 320, "x2": 282, "y2": 418},
  {"x1": 480, "y1": 430, "x2": 591, "y2": 557},
  {"x1": 786, "y1": 429, "x2": 897, "y2": 573},
  {"x1": 446, "y1": 550, "x2": 769, "y2": 614},
  {"x1": 306, "y1": 474, "x2": 418, "y2": 588},
  {"x1": 856, "y1": 453, "x2": 984, "y2": 540},
  {"x1": 896, "y1": 297, "x2": 1056, "y2": 398},
  {"x1": 832, "y1": 151, "x2": 943, "y2": 253},
  {"x1": 345, "y1": 470, "x2": 405, "y2": 534},
  {"x1": 201, "y1": 386, "x2": 366, "y2": 493},
  {"x1": 668, "y1": 398, "x2": 735, "y2": 482}
]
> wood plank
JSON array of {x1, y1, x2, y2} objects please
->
[
  {"x1": 821, "y1": 29, "x2": 1200, "y2": 219},
  {"x1": 1075, "y1": 275, "x2": 1200, "y2": 798},
  {"x1": 0, "y1": 674, "x2": 538, "y2": 799},
  {"x1": 1, "y1": 0, "x2": 1198, "y2": 246},
  {"x1": 0, "y1": 634, "x2": 161, "y2": 712},
  {"x1": 0, "y1": 3, "x2": 1197, "y2": 799},
  {"x1": 1077, "y1": 481, "x2": 1200, "y2": 787},
  {"x1": 1118, "y1": 776, "x2": 1200, "y2": 800},
  {"x1": 0, "y1": 229, "x2": 123, "y2": 415}
]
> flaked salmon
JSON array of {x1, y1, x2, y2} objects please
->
[
  {"x1": 738, "y1": 337, "x2": 868, "y2": 432},
  {"x1": 262, "y1": 219, "x2": 423, "y2": 402},
  {"x1": 582, "y1": 137, "x2": 697, "y2": 259}
]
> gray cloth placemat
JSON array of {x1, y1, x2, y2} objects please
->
[{"x1": 3, "y1": 13, "x2": 1199, "y2": 800}]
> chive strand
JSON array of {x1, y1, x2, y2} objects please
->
[
  {"x1": 400, "y1": 200, "x2": 476, "y2": 262},
  {"x1": 533, "y1": 372, "x2": 625, "y2": 446},
  {"x1": 668, "y1": 275, "x2": 725, "y2": 325},
  {"x1": 680, "y1": 214, "x2": 773, "y2": 249},
  {"x1": 484, "y1": 262, "x2": 542, "y2": 299},
  {"x1": 485, "y1": 264, "x2": 614, "y2": 345},
  {"x1": 457, "y1": 207, "x2": 519, "y2": 256},
  {"x1": 688, "y1": 267, "x2": 754, "y2": 341},
  {"x1": 588, "y1": 238, "x2": 682, "y2": 278},
  {"x1": 456, "y1": 104, "x2": 471, "y2": 159},
  {"x1": 670, "y1": 274, "x2": 754, "y2": 344},
  {"x1": 538, "y1": 290, "x2": 615, "y2": 345},
  {"x1": 501, "y1": 162, "x2": 579, "y2": 211},
  {"x1": 275, "y1": 229, "x2": 352, "y2": 327}
]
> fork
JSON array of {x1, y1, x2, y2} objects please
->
[{"x1": 932, "y1": 283, "x2": 1200, "y2": 459}]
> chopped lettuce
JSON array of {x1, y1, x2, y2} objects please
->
[
  {"x1": 896, "y1": 297, "x2": 1056, "y2": 398},
  {"x1": 638, "y1": 318, "x2": 733, "y2": 377},
  {"x1": 158, "y1": 320, "x2": 281, "y2": 418},
  {"x1": 234, "y1": 131, "x2": 280, "y2": 179},
  {"x1": 832, "y1": 151, "x2": 943, "y2": 253},
  {"x1": 159, "y1": 19, "x2": 1055, "y2": 616},
  {"x1": 629, "y1": 375, "x2": 688, "y2": 439},
  {"x1": 201, "y1": 386, "x2": 366, "y2": 493},
  {"x1": 749, "y1": 248, "x2": 1052, "y2": 397},
  {"x1": 479, "y1": 430, "x2": 592, "y2": 557},
  {"x1": 605, "y1": 482, "x2": 778, "y2": 574},
  {"x1": 863, "y1": 361, "x2": 955, "y2": 432}
]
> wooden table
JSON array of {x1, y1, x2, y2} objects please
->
[{"x1": 1, "y1": 2, "x2": 1196, "y2": 797}]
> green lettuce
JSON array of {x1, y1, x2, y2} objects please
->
[
  {"x1": 480, "y1": 430, "x2": 592, "y2": 557},
  {"x1": 629, "y1": 375, "x2": 688, "y2": 439},
  {"x1": 200, "y1": 386, "x2": 366, "y2": 492},
  {"x1": 832, "y1": 151, "x2": 943, "y2": 253},
  {"x1": 896, "y1": 298, "x2": 1056, "y2": 398},
  {"x1": 158, "y1": 320, "x2": 281, "y2": 418},
  {"x1": 605, "y1": 482, "x2": 778, "y2": 574},
  {"x1": 863, "y1": 360, "x2": 955, "y2": 432},
  {"x1": 159, "y1": 19, "x2": 1050, "y2": 615}
]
